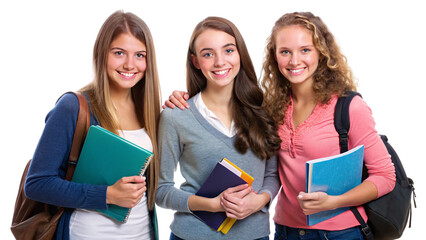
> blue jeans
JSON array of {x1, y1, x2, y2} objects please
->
[
  {"x1": 170, "y1": 232, "x2": 269, "y2": 240},
  {"x1": 274, "y1": 223, "x2": 364, "y2": 240}
]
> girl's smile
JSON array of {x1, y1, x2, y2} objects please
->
[{"x1": 213, "y1": 68, "x2": 231, "y2": 78}]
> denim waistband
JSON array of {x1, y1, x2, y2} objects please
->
[{"x1": 274, "y1": 223, "x2": 364, "y2": 240}]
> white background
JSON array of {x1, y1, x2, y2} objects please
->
[{"x1": 0, "y1": 0, "x2": 424, "y2": 239}]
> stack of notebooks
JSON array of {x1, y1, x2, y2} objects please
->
[
  {"x1": 72, "y1": 125, "x2": 153, "y2": 222},
  {"x1": 194, "y1": 158, "x2": 253, "y2": 234},
  {"x1": 305, "y1": 145, "x2": 364, "y2": 226}
]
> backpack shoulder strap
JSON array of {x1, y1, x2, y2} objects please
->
[
  {"x1": 334, "y1": 91, "x2": 374, "y2": 239},
  {"x1": 334, "y1": 91, "x2": 362, "y2": 153},
  {"x1": 65, "y1": 92, "x2": 90, "y2": 181}
]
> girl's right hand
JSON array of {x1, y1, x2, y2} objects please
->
[
  {"x1": 106, "y1": 176, "x2": 146, "y2": 208},
  {"x1": 162, "y1": 90, "x2": 189, "y2": 110}
]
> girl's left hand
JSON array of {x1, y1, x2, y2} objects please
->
[
  {"x1": 221, "y1": 187, "x2": 270, "y2": 220},
  {"x1": 297, "y1": 191, "x2": 338, "y2": 215}
]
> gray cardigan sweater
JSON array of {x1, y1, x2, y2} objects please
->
[{"x1": 156, "y1": 98, "x2": 280, "y2": 240}]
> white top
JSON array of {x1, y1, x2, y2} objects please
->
[
  {"x1": 193, "y1": 92, "x2": 236, "y2": 137},
  {"x1": 69, "y1": 128, "x2": 153, "y2": 240}
]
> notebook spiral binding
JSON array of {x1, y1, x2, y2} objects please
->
[{"x1": 122, "y1": 155, "x2": 154, "y2": 223}]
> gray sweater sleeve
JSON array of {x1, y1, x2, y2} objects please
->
[
  {"x1": 257, "y1": 154, "x2": 280, "y2": 212},
  {"x1": 155, "y1": 109, "x2": 192, "y2": 213}
]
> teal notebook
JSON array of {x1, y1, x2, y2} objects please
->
[
  {"x1": 305, "y1": 145, "x2": 364, "y2": 226},
  {"x1": 72, "y1": 125, "x2": 153, "y2": 222}
]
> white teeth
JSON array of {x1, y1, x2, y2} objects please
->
[
  {"x1": 121, "y1": 72, "x2": 135, "y2": 77},
  {"x1": 215, "y1": 70, "x2": 229, "y2": 75},
  {"x1": 290, "y1": 69, "x2": 304, "y2": 73}
]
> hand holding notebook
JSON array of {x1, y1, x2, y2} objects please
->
[
  {"x1": 220, "y1": 185, "x2": 269, "y2": 220},
  {"x1": 106, "y1": 175, "x2": 147, "y2": 208},
  {"x1": 72, "y1": 125, "x2": 153, "y2": 222},
  {"x1": 304, "y1": 145, "x2": 364, "y2": 226},
  {"x1": 193, "y1": 158, "x2": 254, "y2": 234}
]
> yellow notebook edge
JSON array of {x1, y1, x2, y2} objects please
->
[
  {"x1": 220, "y1": 218, "x2": 237, "y2": 234},
  {"x1": 217, "y1": 217, "x2": 230, "y2": 232},
  {"x1": 221, "y1": 158, "x2": 254, "y2": 185}
]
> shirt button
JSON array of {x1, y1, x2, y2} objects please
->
[{"x1": 299, "y1": 230, "x2": 306, "y2": 236}]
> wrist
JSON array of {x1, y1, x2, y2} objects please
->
[
  {"x1": 209, "y1": 197, "x2": 222, "y2": 212},
  {"x1": 329, "y1": 195, "x2": 342, "y2": 210},
  {"x1": 254, "y1": 192, "x2": 271, "y2": 211},
  {"x1": 188, "y1": 194, "x2": 223, "y2": 212},
  {"x1": 106, "y1": 186, "x2": 114, "y2": 204}
]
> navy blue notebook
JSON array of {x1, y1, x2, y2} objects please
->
[
  {"x1": 305, "y1": 145, "x2": 364, "y2": 226},
  {"x1": 193, "y1": 158, "x2": 252, "y2": 233}
]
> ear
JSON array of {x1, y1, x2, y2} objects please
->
[{"x1": 191, "y1": 54, "x2": 200, "y2": 69}]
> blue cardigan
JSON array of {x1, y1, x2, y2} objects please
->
[{"x1": 24, "y1": 93, "x2": 158, "y2": 239}]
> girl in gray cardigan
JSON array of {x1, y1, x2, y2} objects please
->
[{"x1": 156, "y1": 16, "x2": 281, "y2": 240}]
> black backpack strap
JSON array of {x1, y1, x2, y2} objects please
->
[
  {"x1": 350, "y1": 207, "x2": 374, "y2": 239},
  {"x1": 334, "y1": 91, "x2": 362, "y2": 154},
  {"x1": 334, "y1": 91, "x2": 374, "y2": 239}
]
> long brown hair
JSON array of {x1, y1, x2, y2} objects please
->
[
  {"x1": 187, "y1": 16, "x2": 280, "y2": 160},
  {"x1": 262, "y1": 12, "x2": 357, "y2": 124},
  {"x1": 80, "y1": 10, "x2": 161, "y2": 210}
]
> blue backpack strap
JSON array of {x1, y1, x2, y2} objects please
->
[{"x1": 334, "y1": 91, "x2": 374, "y2": 240}]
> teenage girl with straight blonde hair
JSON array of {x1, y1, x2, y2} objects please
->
[{"x1": 25, "y1": 10, "x2": 161, "y2": 240}]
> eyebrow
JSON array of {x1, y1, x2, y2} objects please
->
[
  {"x1": 110, "y1": 47, "x2": 146, "y2": 53},
  {"x1": 198, "y1": 43, "x2": 236, "y2": 54},
  {"x1": 278, "y1": 45, "x2": 315, "y2": 50}
]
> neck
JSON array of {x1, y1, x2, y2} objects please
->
[
  {"x1": 110, "y1": 87, "x2": 133, "y2": 105},
  {"x1": 201, "y1": 84, "x2": 234, "y2": 130},
  {"x1": 109, "y1": 88, "x2": 134, "y2": 114},
  {"x1": 291, "y1": 81, "x2": 315, "y2": 105},
  {"x1": 202, "y1": 83, "x2": 233, "y2": 108}
]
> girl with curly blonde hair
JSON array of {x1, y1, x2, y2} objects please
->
[{"x1": 263, "y1": 12, "x2": 395, "y2": 240}]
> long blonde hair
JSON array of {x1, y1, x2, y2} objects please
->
[
  {"x1": 262, "y1": 12, "x2": 356, "y2": 124},
  {"x1": 80, "y1": 10, "x2": 161, "y2": 210}
]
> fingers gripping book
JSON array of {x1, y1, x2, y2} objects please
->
[
  {"x1": 72, "y1": 125, "x2": 153, "y2": 223},
  {"x1": 305, "y1": 145, "x2": 364, "y2": 226},
  {"x1": 194, "y1": 158, "x2": 254, "y2": 234}
]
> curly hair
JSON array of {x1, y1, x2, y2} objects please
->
[
  {"x1": 261, "y1": 12, "x2": 357, "y2": 124},
  {"x1": 187, "y1": 17, "x2": 280, "y2": 160}
]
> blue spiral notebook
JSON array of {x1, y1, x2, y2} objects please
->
[
  {"x1": 305, "y1": 145, "x2": 364, "y2": 226},
  {"x1": 72, "y1": 125, "x2": 153, "y2": 222}
]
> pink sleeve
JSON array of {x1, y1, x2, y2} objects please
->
[{"x1": 348, "y1": 96, "x2": 396, "y2": 198}]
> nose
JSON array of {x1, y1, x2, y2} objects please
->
[
  {"x1": 214, "y1": 53, "x2": 225, "y2": 68},
  {"x1": 123, "y1": 56, "x2": 135, "y2": 70},
  {"x1": 290, "y1": 53, "x2": 299, "y2": 65}
]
